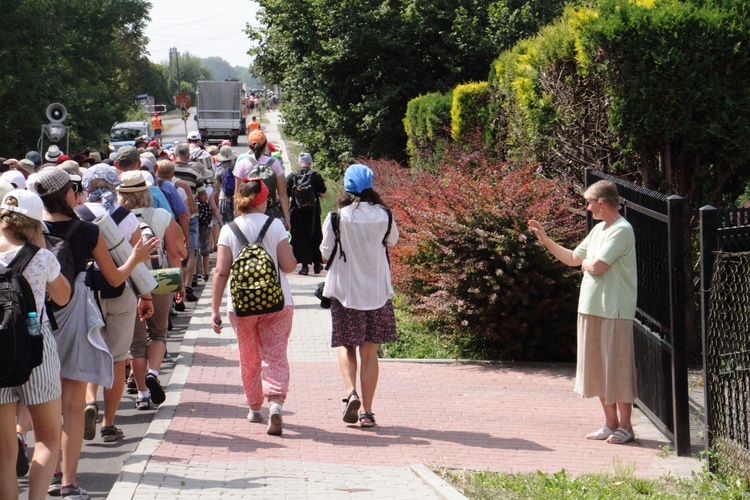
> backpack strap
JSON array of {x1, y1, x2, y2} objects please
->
[
  {"x1": 229, "y1": 217, "x2": 275, "y2": 248},
  {"x1": 7, "y1": 244, "x2": 40, "y2": 275},
  {"x1": 382, "y1": 208, "x2": 393, "y2": 267},
  {"x1": 74, "y1": 204, "x2": 97, "y2": 222},
  {"x1": 324, "y1": 210, "x2": 346, "y2": 271},
  {"x1": 111, "y1": 206, "x2": 130, "y2": 225},
  {"x1": 228, "y1": 221, "x2": 250, "y2": 247},
  {"x1": 62, "y1": 220, "x2": 83, "y2": 241}
]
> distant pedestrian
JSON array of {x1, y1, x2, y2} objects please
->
[
  {"x1": 320, "y1": 164, "x2": 399, "y2": 428},
  {"x1": 248, "y1": 116, "x2": 260, "y2": 133},
  {"x1": 528, "y1": 180, "x2": 638, "y2": 445},
  {"x1": 286, "y1": 152, "x2": 326, "y2": 275},
  {"x1": 214, "y1": 145, "x2": 237, "y2": 224},
  {"x1": 211, "y1": 178, "x2": 296, "y2": 436},
  {"x1": 151, "y1": 113, "x2": 163, "y2": 147}
]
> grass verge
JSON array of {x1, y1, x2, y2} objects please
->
[{"x1": 436, "y1": 466, "x2": 750, "y2": 499}]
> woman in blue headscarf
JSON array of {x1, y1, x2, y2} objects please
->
[{"x1": 320, "y1": 164, "x2": 399, "y2": 428}]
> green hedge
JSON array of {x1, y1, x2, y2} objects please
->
[
  {"x1": 404, "y1": 92, "x2": 453, "y2": 172},
  {"x1": 450, "y1": 82, "x2": 490, "y2": 143}
]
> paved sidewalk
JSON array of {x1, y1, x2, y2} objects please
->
[
  {"x1": 107, "y1": 111, "x2": 702, "y2": 499},
  {"x1": 108, "y1": 272, "x2": 702, "y2": 499}
]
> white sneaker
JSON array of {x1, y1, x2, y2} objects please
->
[
  {"x1": 267, "y1": 403, "x2": 283, "y2": 436},
  {"x1": 247, "y1": 409, "x2": 263, "y2": 423}
]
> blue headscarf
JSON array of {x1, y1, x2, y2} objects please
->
[
  {"x1": 344, "y1": 164, "x2": 373, "y2": 195},
  {"x1": 82, "y1": 164, "x2": 122, "y2": 213}
]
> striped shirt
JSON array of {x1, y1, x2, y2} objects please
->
[{"x1": 173, "y1": 161, "x2": 207, "y2": 197}]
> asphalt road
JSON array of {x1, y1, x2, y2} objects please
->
[{"x1": 18, "y1": 112, "x2": 250, "y2": 499}]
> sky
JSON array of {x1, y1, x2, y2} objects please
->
[{"x1": 144, "y1": 0, "x2": 260, "y2": 69}]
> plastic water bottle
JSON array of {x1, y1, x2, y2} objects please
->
[{"x1": 26, "y1": 312, "x2": 40, "y2": 337}]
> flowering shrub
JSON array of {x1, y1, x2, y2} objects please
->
[{"x1": 371, "y1": 147, "x2": 584, "y2": 361}]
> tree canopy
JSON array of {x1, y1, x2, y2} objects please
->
[
  {"x1": 0, "y1": 0, "x2": 152, "y2": 156},
  {"x1": 248, "y1": 0, "x2": 565, "y2": 170}
]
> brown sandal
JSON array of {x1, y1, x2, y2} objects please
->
[{"x1": 342, "y1": 390, "x2": 361, "y2": 424}]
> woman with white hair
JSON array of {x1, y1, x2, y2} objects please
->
[{"x1": 118, "y1": 171, "x2": 188, "y2": 411}]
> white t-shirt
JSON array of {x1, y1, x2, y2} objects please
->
[
  {"x1": 217, "y1": 213, "x2": 293, "y2": 313},
  {"x1": 84, "y1": 202, "x2": 139, "y2": 241},
  {"x1": 320, "y1": 203, "x2": 398, "y2": 310},
  {"x1": 0, "y1": 247, "x2": 61, "y2": 324}
]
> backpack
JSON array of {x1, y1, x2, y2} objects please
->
[
  {"x1": 246, "y1": 157, "x2": 278, "y2": 206},
  {"x1": 43, "y1": 220, "x2": 82, "y2": 308},
  {"x1": 75, "y1": 205, "x2": 130, "y2": 299},
  {"x1": 293, "y1": 170, "x2": 317, "y2": 212},
  {"x1": 197, "y1": 199, "x2": 212, "y2": 228},
  {"x1": 221, "y1": 164, "x2": 236, "y2": 197},
  {"x1": 136, "y1": 208, "x2": 166, "y2": 270},
  {"x1": 0, "y1": 244, "x2": 43, "y2": 388},
  {"x1": 325, "y1": 207, "x2": 393, "y2": 271},
  {"x1": 228, "y1": 218, "x2": 284, "y2": 316}
]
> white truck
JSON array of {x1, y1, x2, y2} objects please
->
[{"x1": 195, "y1": 80, "x2": 243, "y2": 145}]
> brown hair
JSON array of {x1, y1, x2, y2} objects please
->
[
  {"x1": 583, "y1": 180, "x2": 621, "y2": 209},
  {"x1": 337, "y1": 187, "x2": 388, "y2": 210},
  {"x1": 0, "y1": 197, "x2": 43, "y2": 244},
  {"x1": 39, "y1": 182, "x2": 78, "y2": 219},
  {"x1": 234, "y1": 179, "x2": 264, "y2": 214}
]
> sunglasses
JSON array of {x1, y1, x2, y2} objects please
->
[{"x1": 71, "y1": 182, "x2": 83, "y2": 194}]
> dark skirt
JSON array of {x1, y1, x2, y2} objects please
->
[
  {"x1": 291, "y1": 208, "x2": 323, "y2": 265},
  {"x1": 330, "y1": 298, "x2": 398, "y2": 347}
]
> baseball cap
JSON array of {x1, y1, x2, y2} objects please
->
[
  {"x1": 187, "y1": 131, "x2": 201, "y2": 141},
  {"x1": 1, "y1": 189, "x2": 44, "y2": 222},
  {"x1": 116, "y1": 146, "x2": 141, "y2": 167},
  {"x1": 0, "y1": 170, "x2": 26, "y2": 190}
]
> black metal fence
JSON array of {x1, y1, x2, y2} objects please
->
[
  {"x1": 586, "y1": 168, "x2": 691, "y2": 455},
  {"x1": 700, "y1": 206, "x2": 750, "y2": 475}
]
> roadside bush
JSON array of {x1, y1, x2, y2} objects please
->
[
  {"x1": 404, "y1": 92, "x2": 453, "y2": 173},
  {"x1": 450, "y1": 82, "x2": 490, "y2": 143},
  {"x1": 371, "y1": 144, "x2": 584, "y2": 361}
]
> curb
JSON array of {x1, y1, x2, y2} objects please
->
[
  {"x1": 411, "y1": 464, "x2": 468, "y2": 499},
  {"x1": 106, "y1": 287, "x2": 213, "y2": 500}
]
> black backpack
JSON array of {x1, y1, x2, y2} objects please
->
[
  {"x1": 293, "y1": 170, "x2": 317, "y2": 212},
  {"x1": 0, "y1": 244, "x2": 43, "y2": 388},
  {"x1": 75, "y1": 205, "x2": 130, "y2": 299},
  {"x1": 43, "y1": 220, "x2": 82, "y2": 309},
  {"x1": 197, "y1": 199, "x2": 213, "y2": 228}
]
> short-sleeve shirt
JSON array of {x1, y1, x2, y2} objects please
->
[
  {"x1": 217, "y1": 213, "x2": 293, "y2": 313},
  {"x1": 173, "y1": 161, "x2": 206, "y2": 196},
  {"x1": 156, "y1": 178, "x2": 187, "y2": 218},
  {"x1": 45, "y1": 219, "x2": 99, "y2": 275},
  {"x1": 0, "y1": 246, "x2": 61, "y2": 319},
  {"x1": 149, "y1": 185, "x2": 174, "y2": 216},
  {"x1": 573, "y1": 216, "x2": 637, "y2": 319}
]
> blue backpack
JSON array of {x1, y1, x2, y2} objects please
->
[{"x1": 222, "y1": 164, "x2": 236, "y2": 197}]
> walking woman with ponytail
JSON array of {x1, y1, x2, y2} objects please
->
[
  {"x1": 211, "y1": 178, "x2": 296, "y2": 436},
  {"x1": 234, "y1": 130, "x2": 291, "y2": 230}
]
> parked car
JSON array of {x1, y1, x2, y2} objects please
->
[{"x1": 109, "y1": 121, "x2": 152, "y2": 151}]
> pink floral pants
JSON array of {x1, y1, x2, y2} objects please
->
[{"x1": 229, "y1": 306, "x2": 294, "y2": 406}]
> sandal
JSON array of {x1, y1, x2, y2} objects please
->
[
  {"x1": 135, "y1": 396, "x2": 151, "y2": 411},
  {"x1": 342, "y1": 390, "x2": 361, "y2": 424},
  {"x1": 607, "y1": 427, "x2": 635, "y2": 445},
  {"x1": 359, "y1": 412, "x2": 376, "y2": 428},
  {"x1": 586, "y1": 426, "x2": 614, "y2": 440}
]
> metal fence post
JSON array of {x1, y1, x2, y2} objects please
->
[
  {"x1": 668, "y1": 195, "x2": 690, "y2": 456},
  {"x1": 699, "y1": 205, "x2": 718, "y2": 462}
]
